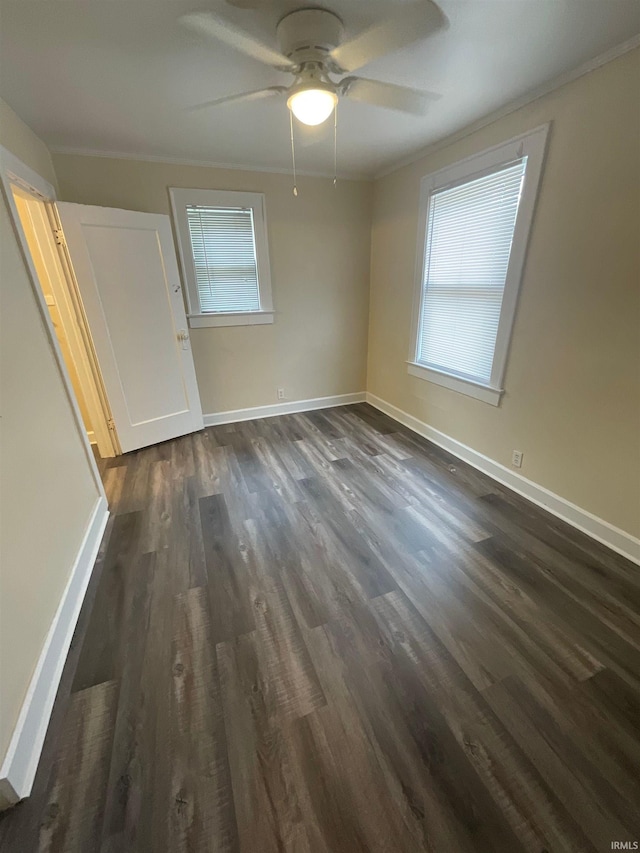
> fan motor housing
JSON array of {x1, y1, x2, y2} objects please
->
[{"x1": 276, "y1": 8, "x2": 344, "y2": 58}]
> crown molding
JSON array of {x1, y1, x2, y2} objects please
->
[
  {"x1": 375, "y1": 34, "x2": 640, "y2": 180},
  {"x1": 48, "y1": 145, "x2": 371, "y2": 182}
]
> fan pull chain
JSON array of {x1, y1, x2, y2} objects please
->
[
  {"x1": 333, "y1": 101, "x2": 338, "y2": 188},
  {"x1": 289, "y1": 110, "x2": 298, "y2": 197}
]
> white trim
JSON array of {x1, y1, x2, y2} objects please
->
[
  {"x1": 0, "y1": 498, "x2": 110, "y2": 807},
  {"x1": 49, "y1": 146, "x2": 370, "y2": 182},
  {"x1": 0, "y1": 145, "x2": 107, "y2": 494},
  {"x1": 407, "y1": 362, "x2": 503, "y2": 406},
  {"x1": 365, "y1": 393, "x2": 640, "y2": 566},
  {"x1": 0, "y1": 148, "x2": 55, "y2": 200},
  {"x1": 204, "y1": 392, "x2": 366, "y2": 426},
  {"x1": 376, "y1": 34, "x2": 640, "y2": 179},
  {"x1": 409, "y1": 125, "x2": 549, "y2": 403},
  {"x1": 413, "y1": 123, "x2": 550, "y2": 190},
  {"x1": 187, "y1": 310, "x2": 274, "y2": 328}
]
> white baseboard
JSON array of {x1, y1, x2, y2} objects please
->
[
  {"x1": 366, "y1": 393, "x2": 640, "y2": 566},
  {"x1": 0, "y1": 497, "x2": 110, "y2": 807},
  {"x1": 203, "y1": 392, "x2": 366, "y2": 427}
]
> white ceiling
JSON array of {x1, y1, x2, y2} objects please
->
[{"x1": 1, "y1": 1, "x2": 638, "y2": 178}]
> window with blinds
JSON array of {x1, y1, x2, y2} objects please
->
[
  {"x1": 416, "y1": 158, "x2": 527, "y2": 384},
  {"x1": 186, "y1": 205, "x2": 261, "y2": 314}
]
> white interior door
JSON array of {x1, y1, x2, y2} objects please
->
[{"x1": 56, "y1": 202, "x2": 203, "y2": 453}]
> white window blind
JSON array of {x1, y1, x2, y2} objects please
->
[
  {"x1": 417, "y1": 158, "x2": 527, "y2": 384},
  {"x1": 186, "y1": 205, "x2": 261, "y2": 314}
]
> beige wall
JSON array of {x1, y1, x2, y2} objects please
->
[
  {"x1": 52, "y1": 155, "x2": 373, "y2": 414},
  {"x1": 0, "y1": 101, "x2": 100, "y2": 768},
  {"x1": 368, "y1": 48, "x2": 640, "y2": 538}
]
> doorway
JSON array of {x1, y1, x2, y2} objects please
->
[
  {"x1": 8, "y1": 181, "x2": 119, "y2": 458},
  {"x1": 2, "y1": 145, "x2": 204, "y2": 465}
]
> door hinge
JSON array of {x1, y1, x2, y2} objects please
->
[
  {"x1": 53, "y1": 228, "x2": 66, "y2": 247},
  {"x1": 107, "y1": 417, "x2": 116, "y2": 431}
]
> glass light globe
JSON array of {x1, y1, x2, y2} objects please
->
[{"x1": 288, "y1": 88, "x2": 338, "y2": 126}]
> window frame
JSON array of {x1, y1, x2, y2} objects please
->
[
  {"x1": 169, "y1": 187, "x2": 274, "y2": 328},
  {"x1": 408, "y1": 124, "x2": 550, "y2": 406}
]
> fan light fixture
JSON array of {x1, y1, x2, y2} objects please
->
[
  {"x1": 287, "y1": 87, "x2": 338, "y2": 126},
  {"x1": 181, "y1": 4, "x2": 445, "y2": 189}
]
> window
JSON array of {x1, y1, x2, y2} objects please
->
[
  {"x1": 170, "y1": 188, "x2": 273, "y2": 327},
  {"x1": 410, "y1": 125, "x2": 549, "y2": 405}
]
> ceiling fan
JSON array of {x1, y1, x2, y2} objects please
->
[{"x1": 181, "y1": 3, "x2": 447, "y2": 127}]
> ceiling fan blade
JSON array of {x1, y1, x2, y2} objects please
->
[
  {"x1": 341, "y1": 77, "x2": 439, "y2": 115},
  {"x1": 181, "y1": 12, "x2": 294, "y2": 70},
  {"x1": 186, "y1": 86, "x2": 287, "y2": 112},
  {"x1": 330, "y1": 1, "x2": 447, "y2": 73}
]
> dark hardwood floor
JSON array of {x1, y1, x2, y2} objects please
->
[{"x1": 1, "y1": 403, "x2": 639, "y2": 852}]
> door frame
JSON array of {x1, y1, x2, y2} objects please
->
[
  {"x1": 1, "y1": 146, "x2": 118, "y2": 458},
  {"x1": 0, "y1": 145, "x2": 111, "y2": 489}
]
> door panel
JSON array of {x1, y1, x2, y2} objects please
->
[{"x1": 56, "y1": 203, "x2": 203, "y2": 452}]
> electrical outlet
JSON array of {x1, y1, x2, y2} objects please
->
[
  {"x1": 277, "y1": 387, "x2": 286, "y2": 401},
  {"x1": 512, "y1": 450, "x2": 523, "y2": 468}
]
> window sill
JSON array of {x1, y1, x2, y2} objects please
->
[
  {"x1": 188, "y1": 311, "x2": 274, "y2": 329},
  {"x1": 407, "y1": 362, "x2": 504, "y2": 406}
]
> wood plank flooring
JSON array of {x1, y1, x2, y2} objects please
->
[{"x1": 1, "y1": 403, "x2": 639, "y2": 852}]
